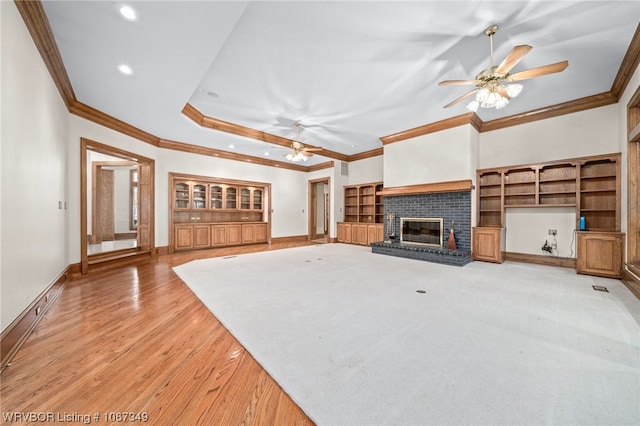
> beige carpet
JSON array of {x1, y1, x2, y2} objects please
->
[{"x1": 174, "y1": 243, "x2": 640, "y2": 425}]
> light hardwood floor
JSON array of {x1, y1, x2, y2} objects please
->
[{"x1": 0, "y1": 243, "x2": 315, "y2": 425}]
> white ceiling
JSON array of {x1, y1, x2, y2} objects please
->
[{"x1": 41, "y1": 1, "x2": 639, "y2": 166}]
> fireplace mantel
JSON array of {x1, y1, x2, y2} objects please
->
[{"x1": 376, "y1": 179, "x2": 473, "y2": 197}]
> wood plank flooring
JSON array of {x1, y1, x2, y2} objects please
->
[{"x1": 0, "y1": 243, "x2": 315, "y2": 425}]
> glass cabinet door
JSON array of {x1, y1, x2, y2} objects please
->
[
  {"x1": 175, "y1": 182, "x2": 190, "y2": 209},
  {"x1": 192, "y1": 184, "x2": 207, "y2": 209},
  {"x1": 225, "y1": 187, "x2": 237, "y2": 209},
  {"x1": 240, "y1": 188, "x2": 251, "y2": 210},
  {"x1": 253, "y1": 189, "x2": 263, "y2": 210},
  {"x1": 210, "y1": 185, "x2": 222, "y2": 209}
]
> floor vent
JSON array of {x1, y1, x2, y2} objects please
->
[{"x1": 592, "y1": 285, "x2": 609, "y2": 292}]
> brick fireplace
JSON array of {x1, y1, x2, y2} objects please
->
[{"x1": 371, "y1": 180, "x2": 472, "y2": 266}]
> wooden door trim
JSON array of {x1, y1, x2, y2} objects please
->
[
  {"x1": 308, "y1": 177, "x2": 330, "y2": 241},
  {"x1": 81, "y1": 138, "x2": 155, "y2": 274}
]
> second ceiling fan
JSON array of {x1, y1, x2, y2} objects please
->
[{"x1": 439, "y1": 25, "x2": 569, "y2": 111}]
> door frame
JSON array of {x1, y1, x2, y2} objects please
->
[
  {"x1": 308, "y1": 177, "x2": 330, "y2": 241},
  {"x1": 627, "y1": 86, "x2": 640, "y2": 277},
  {"x1": 81, "y1": 138, "x2": 155, "y2": 274}
]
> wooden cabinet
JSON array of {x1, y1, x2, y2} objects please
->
[
  {"x1": 170, "y1": 173, "x2": 270, "y2": 252},
  {"x1": 343, "y1": 182, "x2": 383, "y2": 224},
  {"x1": 475, "y1": 154, "x2": 621, "y2": 277},
  {"x1": 337, "y1": 222, "x2": 382, "y2": 246},
  {"x1": 476, "y1": 154, "x2": 618, "y2": 228},
  {"x1": 240, "y1": 222, "x2": 268, "y2": 244},
  {"x1": 472, "y1": 227, "x2": 505, "y2": 263},
  {"x1": 477, "y1": 171, "x2": 502, "y2": 227},
  {"x1": 211, "y1": 225, "x2": 227, "y2": 246},
  {"x1": 578, "y1": 158, "x2": 620, "y2": 232},
  {"x1": 337, "y1": 223, "x2": 351, "y2": 243},
  {"x1": 577, "y1": 231, "x2": 624, "y2": 278},
  {"x1": 340, "y1": 182, "x2": 383, "y2": 246},
  {"x1": 174, "y1": 181, "x2": 207, "y2": 210},
  {"x1": 175, "y1": 225, "x2": 193, "y2": 250}
]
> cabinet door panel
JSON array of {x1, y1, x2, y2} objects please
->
[
  {"x1": 211, "y1": 225, "x2": 227, "y2": 245},
  {"x1": 577, "y1": 232, "x2": 623, "y2": 278},
  {"x1": 227, "y1": 224, "x2": 241, "y2": 244},
  {"x1": 242, "y1": 224, "x2": 255, "y2": 243},
  {"x1": 175, "y1": 226, "x2": 193, "y2": 250},
  {"x1": 255, "y1": 223, "x2": 268, "y2": 242},
  {"x1": 193, "y1": 225, "x2": 211, "y2": 248}
]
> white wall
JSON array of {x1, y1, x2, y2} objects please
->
[
  {"x1": 1, "y1": 2, "x2": 70, "y2": 331},
  {"x1": 347, "y1": 156, "x2": 383, "y2": 185},
  {"x1": 383, "y1": 125, "x2": 475, "y2": 187},
  {"x1": 504, "y1": 208, "x2": 577, "y2": 258},
  {"x1": 479, "y1": 105, "x2": 619, "y2": 169}
]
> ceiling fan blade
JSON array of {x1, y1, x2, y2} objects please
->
[
  {"x1": 495, "y1": 45, "x2": 532, "y2": 74},
  {"x1": 509, "y1": 60, "x2": 569, "y2": 81},
  {"x1": 438, "y1": 79, "x2": 480, "y2": 86},
  {"x1": 443, "y1": 89, "x2": 478, "y2": 108},
  {"x1": 303, "y1": 147, "x2": 323, "y2": 152}
]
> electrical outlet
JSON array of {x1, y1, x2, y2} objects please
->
[{"x1": 548, "y1": 229, "x2": 557, "y2": 236}]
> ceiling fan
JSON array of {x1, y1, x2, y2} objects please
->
[
  {"x1": 282, "y1": 122, "x2": 322, "y2": 162},
  {"x1": 439, "y1": 25, "x2": 569, "y2": 111}
]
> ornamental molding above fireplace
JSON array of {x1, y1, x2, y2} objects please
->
[{"x1": 376, "y1": 179, "x2": 473, "y2": 197}]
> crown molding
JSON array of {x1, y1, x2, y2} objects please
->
[
  {"x1": 182, "y1": 104, "x2": 350, "y2": 162},
  {"x1": 70, "y1": 102, "x2": 160, "y2": 146},
  {"x1": 480, "y1": 92, "x2": 618, "y2": 133},
  {"x1": 307, "y1": 161, "x2": 335, "y2": 172},
  {"x1": 158, "y1": 139, "x2": 308, "y2": 172},
  {"x1": 348, "y1": 147, "x2": 384, "y2": 162},
  {"x1": 14, "y1": 0, "x2": 76, "y2": 109},
  {"x1": 612, "y1": 23, "x2": 640, "y2": 98},
  {"x1": 380, "y1": 113, "x2": 475, "y2": 145}
]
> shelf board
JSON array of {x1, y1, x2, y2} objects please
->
[
  {"x1": 480, "y1": 209, "x2": 501, "y2": 212},
  {"x1": 539, "y1": 191, "x2": 576, "y2": 195},
  {"x1": 479, "y1": 183, "x2": 501, "y2": 187},
  {"x1": 580, "y1": 174, "x2": 616, "y2": 180},
  {"x1": 538, "y1": 203, "x2": 576, "y2": 207},
  {"x1": 580, "y1": 189, "x2": 616, "y2": 193},
  {"x1": 504, "y1": 204, "x2": 538, "y2": 208},
  {"x1": 505, "y1": 192, "x2": 536, "y2": 196},
  {"x1": 504, "y1": 181, "x2": 535, "y2": 185},
  {"x1": 579, "y1": 208, "x2": 616, "y2": 212},
  {"x1": 479, "y1": 194, "x2": 501, "y2": 198},
  {"x1": 539, "y1": 177, "x2": 575, "y2": 183}
]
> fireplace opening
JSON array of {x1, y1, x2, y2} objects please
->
[{"x1": 400, "y1": 217, "x2": 443, "y2": 247}]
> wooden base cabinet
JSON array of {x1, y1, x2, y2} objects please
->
[
  {"x1": 337, "y1": 222, "x2": 383, "y2": 246},
  {"x1": 577, "y1": 231, "x2": 624, "y2": 278},
  {"x1": 174, "y1": 222, "x2": 266, "y2": 251},
  {"x1": 472, "y1": 227, "x2": 505, "y2": 263}
]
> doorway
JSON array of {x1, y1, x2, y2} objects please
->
[
  {"x1": 309, "y1": 178, "x2": 330, "y2": 242},
  {"x1": 80, "y1": 138, "x2": 155, "y2": 274}
]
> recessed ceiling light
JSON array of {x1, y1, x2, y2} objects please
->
[
  {"x1": 203, "y1": 90, "x2": 220, "y2": 98},
  {"x1": 228, "y1": 144, "x2": 234, "y2": 149},
  {"x1": 117, "y1": 4, "x2": 138, "y2": 21},
  {"x1": 117, "y1": 64, "x2": 133, "y2": 75},
  {"x1": 264, "y1": 152, "x2": 270, "y2": 156}
]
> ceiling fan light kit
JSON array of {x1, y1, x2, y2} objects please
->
[
  {"x1": 284, "y1": 122, "x2": 320, "y2": 162},
  {"x1": 440, "y1": 25, "x2": 568, "y2": 112}
]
